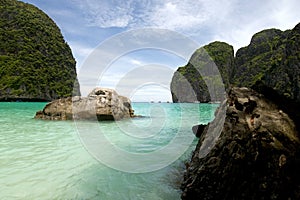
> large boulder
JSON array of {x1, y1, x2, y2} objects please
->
[
  {"x1": 181, "y1": 87, "x2": 300, "y2": 199},
  {"x1": 35, "y1": 88, "x2": 134, "y2": 120}
]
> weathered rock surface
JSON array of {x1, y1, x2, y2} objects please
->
[
  {"x1": 35, "y1": 88, "x2": 134, "y2": 120},
  {"x1": 181, "y1": 87, "x2": 300, "y2": 199}
]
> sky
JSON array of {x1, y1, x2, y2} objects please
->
[{"x1": 21, "y1": 0, "x2": 300, "y2": 102}]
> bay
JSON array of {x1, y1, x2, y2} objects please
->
[{"x1": 0, "y1": 102, "x2": 218, "y2": 199}]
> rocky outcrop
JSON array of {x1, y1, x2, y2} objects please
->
[
  {"x1": 35, "y1": 88, "x2": 134, "y2": 120},
  {"x1": 173, "y1": 22, "x2": 300, "y2": 199},
  {"x1": 234, "y1": 24, "x2": 300, "y2": 104},
  {"x1": 171, "y1": 42, "x2": 234, "y2": 103},
  {"x1": 171, "y1": 22, "x2": 300, "y2": 104},
  {"x1": 0, "y1": 0, "x2": 80, "y2": 101},
  {"x1": 181, "y1": 87, "x2": 300, "y2": 199},
  {"x1": 232, "y1": 28, "x2": 287, "y2": 87},
  {"x1": 237, "y1": 23, "x2": 300, "y2": 131}
]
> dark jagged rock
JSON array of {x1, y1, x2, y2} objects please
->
[
  {"x1": 0, "y1": 0, "x2": 80, "y2": 101},
  {"x1": 171, "y1": 42, "x2": 234, "y2": 103},
  {"x1": 35, "y1": 88, "x2": 134, "y2": 121},
  {"x1": 192, "y1": 124, "x2": 207, "y2": 138},
  {"x1": 181, "y1": 87, "x2": 300, "y2": 200}
]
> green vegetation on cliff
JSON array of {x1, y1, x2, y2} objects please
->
[
  {"x1": 233, "y1": 24, "x2": 300, "y2": 103},
  {"x1": 171, "y1": 42, "x2": 234, "y2": 102},
  {"x1": 233, "y1": 28, "x2": 286, "y2": 86},
  {"x1": 0, "y1": 0, "x2": 80, "y2": 101},
  {"x1": 171, "y1": 22, "x2": 300, "y2": 103}
]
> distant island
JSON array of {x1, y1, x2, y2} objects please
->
[{"x1": 0, "y1": 0, "x2": 80, "y2": 102}]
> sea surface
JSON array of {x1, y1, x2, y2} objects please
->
[{"x1": 0, "y1": 102, "x2": 218, "y2": 200}]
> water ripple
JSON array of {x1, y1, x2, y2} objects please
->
[{"x1": 0, "y1": 102, "x2": 216, "y2": 199}]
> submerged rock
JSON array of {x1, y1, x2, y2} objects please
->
[
  {"x1": 181, "y1": 87, "x2": 300, "y2": 199},
  {"x1": 35, "y1": 88, "x2": 134, "y2": 120}
]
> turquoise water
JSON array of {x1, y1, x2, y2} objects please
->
[{"x1": 0, "y1": 102, "x2": 218, "y2": 199}]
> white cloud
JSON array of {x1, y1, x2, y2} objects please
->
[
  {"x1": 73, "y1": 0, "x2": 236, "y2": 31},
  {"x1": 130, "y1": 59, "x2": 143, "y2": 66},
  {"x1": 76, "y1": 0, "x2": 134, "y2": 28},
  {"x1": 73, "y1": 0, "x2": 300, "y2": 51},
  {"x1": 269, "y1": 0, "x2": 300, "y2": 30},
  {"x1": 148, "y1": 1, "x2": 208, "y2": 30},
  {"x1": 197, "y1": 0, "x2": 300, "y2": 51},
  {"x1": 26, "y1": 0, "x2": 300, "y2": 52}
]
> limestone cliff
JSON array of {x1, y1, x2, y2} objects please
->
[
  {"x1": 170, "y1": 42, "x2": 234, "y2": 102},
  {"x1": 171, "y1": 22, "x2": 300, "y2": 105},
  {"x1": 234, "y1": 24, "x2": 300, "y2": 104},
  {"x1": 0, "y1": 0, "x2": 80, "y2": 101}
]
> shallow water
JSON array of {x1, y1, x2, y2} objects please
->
[{"x1": 0, "y1": 102, "x2": 218, "y2": 199}]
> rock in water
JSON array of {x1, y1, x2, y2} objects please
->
[
  {"x1": 35, "y1": 88, "x2": 134, "y2": 120},
  {"x1": 181, "y1": 87, "x2": 300, "y2": 199}
]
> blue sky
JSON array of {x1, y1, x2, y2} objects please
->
[{"x1": 22, "y1": 0, "x2": 300, "y2": 101}]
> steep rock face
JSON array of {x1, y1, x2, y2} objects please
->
[
  {"x1": 234, "y1": 25, "x2": 300, "y2": 103},
  {"x1": 171, "y1": 23, "x2": 300, "y2": 104},
  {"x1": 181, "y1": 87, "x2": 300, "y2": 199},
  {"x1": 239, "y1": 23, "x2": 300, "y2": 130},
  {"x1": 171, "y1": 42, "x2": 234, "y2": 102},
  {"x1": 35, "y1": 88, "x2": 134, "y2": 120},
  {"x1": 0, "y1": 0, "x2": 80, "y2": 101},
  {"x1": 233, "y1": 28, "x2": 287, "y2": 86}
]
